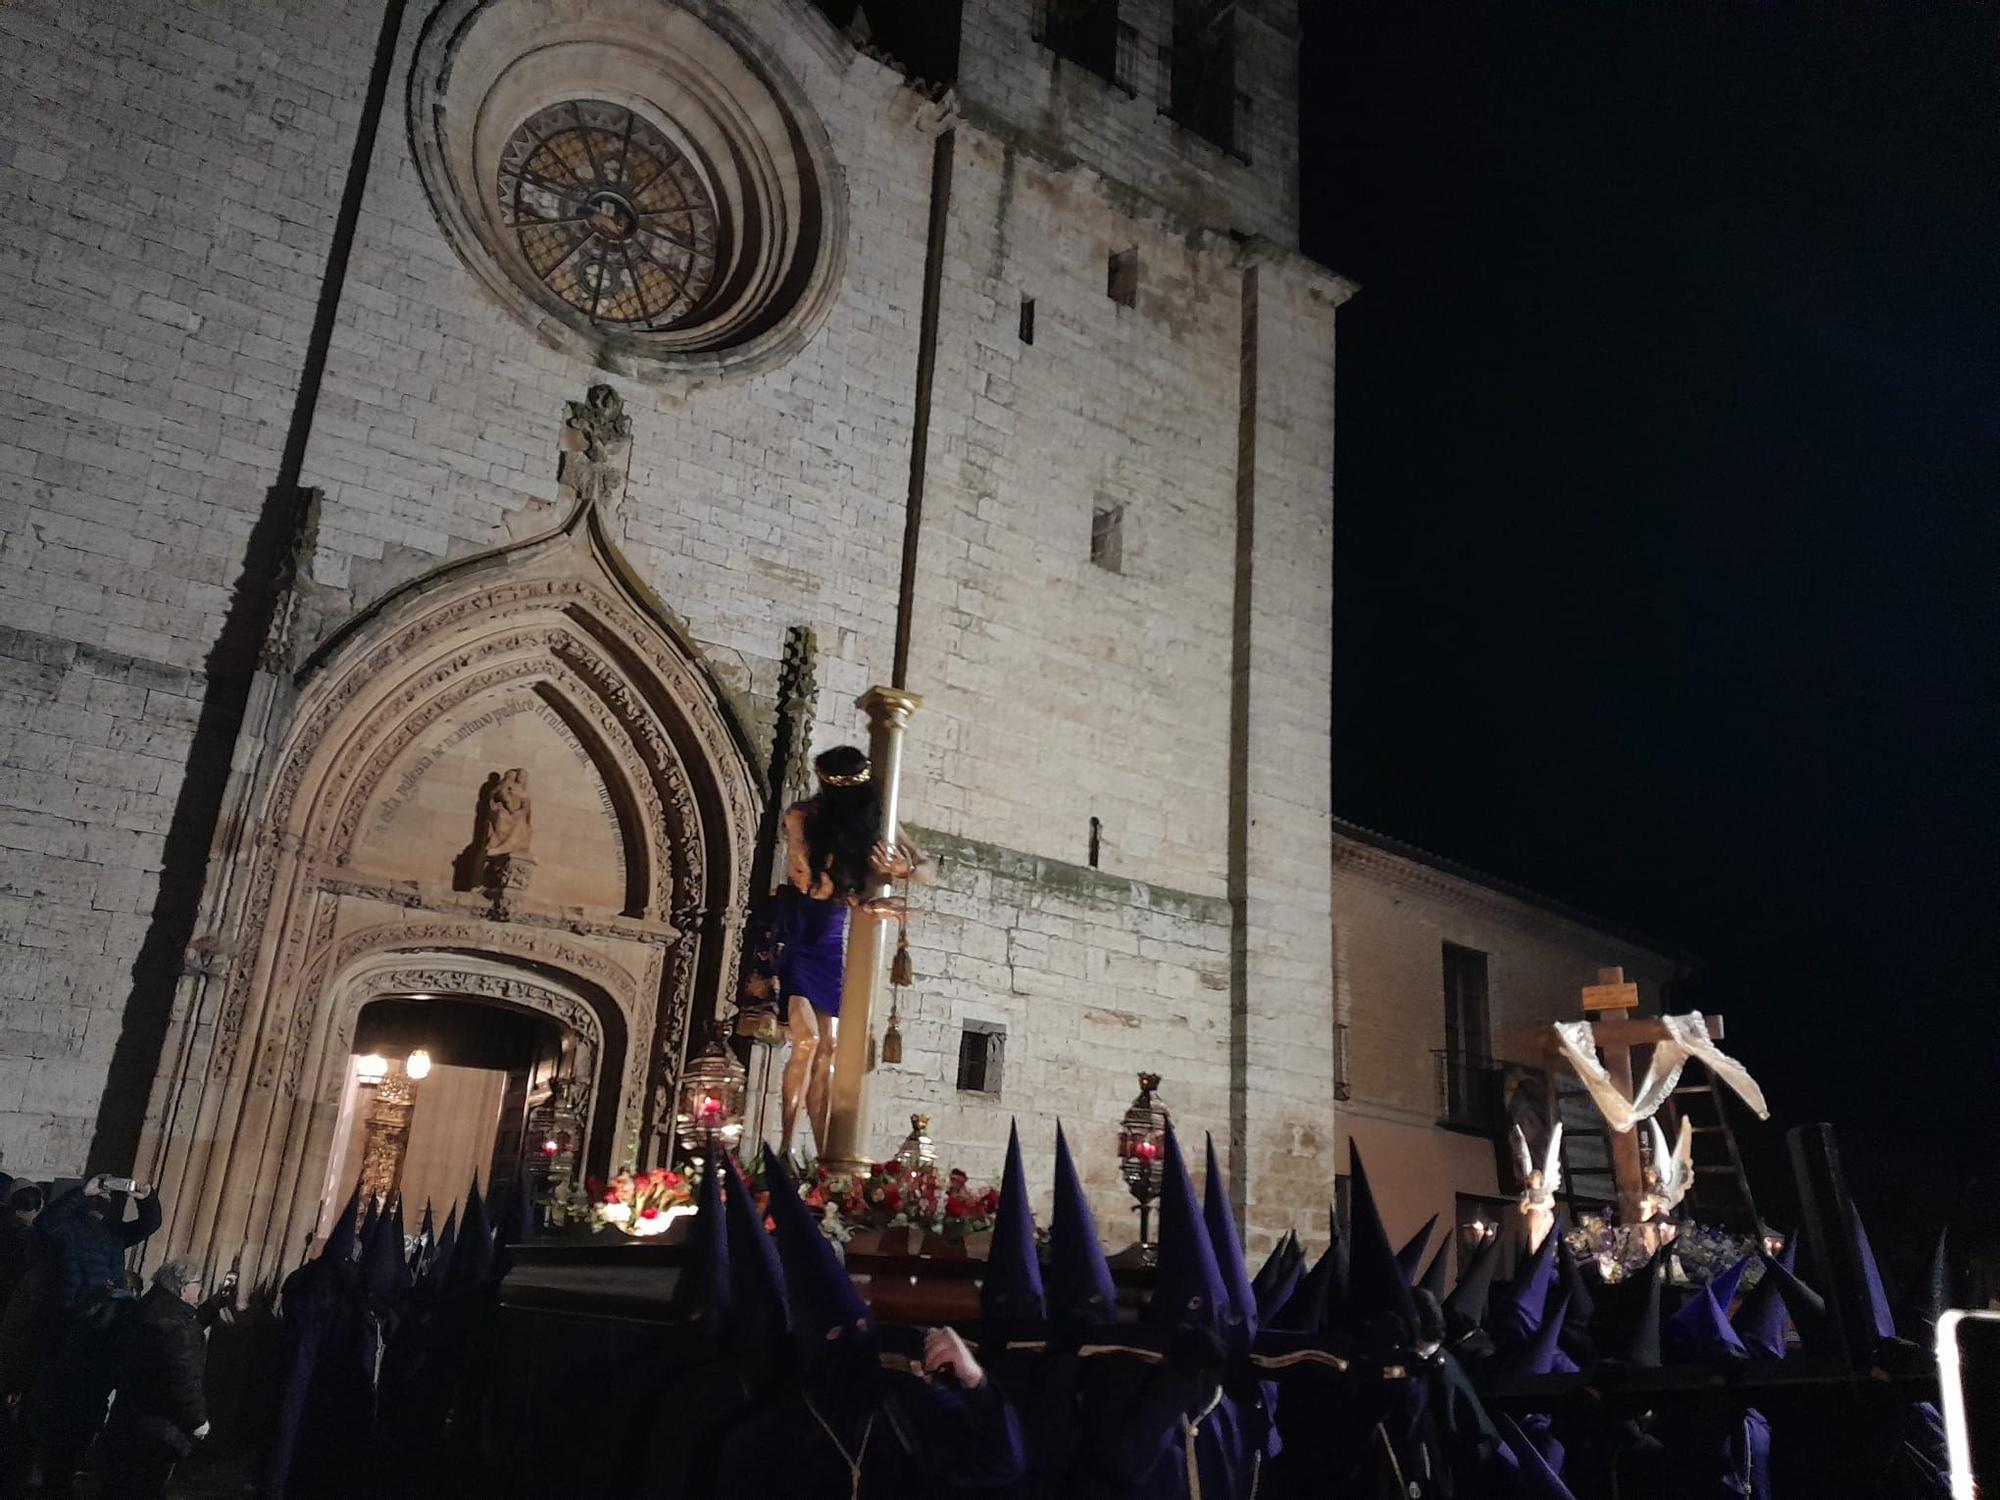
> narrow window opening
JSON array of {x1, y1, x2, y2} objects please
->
[
  {"x1": 1168, "y1": 0, "x2": 1239, "y2": 153},
  {"x1": 1107, "y1": 247, "x2": 1138, "y2": 307},
  {"x1": 1090, "y1": 504, "x2": 1124, "y2": 572},
  {"x1": 1088, "y1": 815, "x2": 1102, "y2": 868},
  {"x1": 1019, "y1": 296, "x2": 1036, "y2": 344},
  {"x1": 956, "y1": 1023, "x2": 1005, "y2": 1095}
]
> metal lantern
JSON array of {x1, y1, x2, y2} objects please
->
[
  {"x1": 525, "y1": 1075, "x2": 586, "y2": 1208},
  {"x1": 674, "y1": 1031, "x2": 747, "y2": 1163},
  {"x1": 894, "y1": 1112, "x2": 936, "y2": 1174},
  {"x1": 1117, "y1": 1071, "x2": 1170, "y2": 1254}
]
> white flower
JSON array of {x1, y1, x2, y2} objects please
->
[{"x1": 598, "y1": 1202, "x2": 632, "y2": 1225}]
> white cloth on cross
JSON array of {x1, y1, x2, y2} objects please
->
[{"x1": 1550, "y1": 1011, "x2": 1771, "y2": 1133}]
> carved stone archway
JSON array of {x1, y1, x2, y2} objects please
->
[{"x1": 140, "y1": 427, "x2": 762, "y2": 1287}]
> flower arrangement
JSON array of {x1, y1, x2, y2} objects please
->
[
  {"x1": 1563, "y1": 1211, "x2": 1761, "y2": 1290},
  {"x1": 840, "y1": 1160, "x2": 1000, "y2": 1240},
  {"x1": 585, "y1": 1166, "x2": 694, "y2": 1236},
  {"x1": 736, "y1": 1149, "x2": 1001, "y2": 1243}
]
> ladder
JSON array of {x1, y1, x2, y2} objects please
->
[
  {"x1": 1660, "y1": 1062, "x2": 1760, "y2": 1231},
  {"x1": 1552, "y1": 1074, "x2": 1617, "y2": 1212}
]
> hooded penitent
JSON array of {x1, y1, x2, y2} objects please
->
[
  {"x1": 1047, "y1": 1122, "x2": 1119, "y2": 1332},
  {"x1": 1507, "y1": 1230, "x2": 1560, "y2": 1343},
  {"x1": 1343, "y1": 1142, "x2": 1417, "y2": 1342},
  {"x1": 1495, "y1": 1289, "x2": 1577, "y2": 1381},
  {"x1": 1664, "y1": 1283, "x2": 1747, "y2": 1366},
  {"x1": 1847, "y1": 1200, "x2": 1898, "y2": 1344},
  {"x1": 1147, "y1": 1129, "x2": 1230, "y2": 1346},
  {"x1": 1394, "y1": 1214, "x2": 1439, "y2": 1285},
  {"x1": 761, "y1": 1145, "x2": 874, "y2": 1371},
  {"x1": 1417, "y1": 1238, "x2": 1452, "y2": 1304},
  {"x1": 983, "y1": 1122, "x2": 1046, "y2": 1329},
  {"x1": 1443, "y1": 1227, "x2": 1502, "y2": 1343},
  {"x1": 1256, "y1": 1234, "x2": 1306, "y2": 1328},
  {"x1": 1202, "y1": 1134, "x2": 1258, "y2": 1359},
  {"x1": 1733, "y1": 1242, "x2": 1795, "y2": 1360},
  {"x1": 720, "y1": 1151, "x2": 786, "y2": 1338},
  {"x1": 1273, "y1": 1213, "x2": 1347, "y2": 1334},
  {"x1": 445, "y1": 1177, "x2": 494, "y2": 1292},
  {"x1": 675, "y1": 1154, "x2": 730, "y2": 1330}
]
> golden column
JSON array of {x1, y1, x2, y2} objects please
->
[{"x1": 819, "y1": 685, "x2": 921, "y2": 1174}]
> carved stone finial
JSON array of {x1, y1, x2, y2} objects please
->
[
  {"x1": 777, "y1": 625, "x2": 819, "y2": 807},
  {"x1": 558, "y1": 383, "x2": 634, "y2": 515}
]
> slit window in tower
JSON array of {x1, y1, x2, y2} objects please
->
[
  {"x1": 1019, "y1": 296, "x2": 1036, "y2": 344},
  {"x1": 1088, "y1": 815, "x2": 1102, "y2": 868},
  {"x1": 1091, "y1": 504, "x2": 1124, "y2": 572},
  {"x1": 1107, "y1": 247, "x2": 1138, "y2": 307},
  {"x1": 957, "y1": 1022, "x2": 1005, "y2": 1096}
]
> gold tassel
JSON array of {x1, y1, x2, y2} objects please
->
[
  {"x1": 881, "y1": 1000, "x2": 903, "y2": 1065},
  {"x1": 889, "y1": 889, "x2": 914, "y2": 987}
]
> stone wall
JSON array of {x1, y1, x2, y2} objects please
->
[
  {"x1": 0, "y1": 0, "x2": 1345, "y2": 1249},
  {"x1": 955, "y1": 0, "x2": 1299, "y2": 247},
  {"x1": 0, "y1": 0, "x2": 382, "y2": 1174},
  {"x1": 870, "y1": 825, "x2": 1232, "y2": 1246}
]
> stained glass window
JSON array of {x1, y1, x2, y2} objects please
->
[{"x1": 495, "y1": 100, "x2": 721, "y2": 331}]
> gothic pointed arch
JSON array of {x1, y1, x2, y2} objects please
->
[{"x1": 142, "y1": 397, "x2": 763, "y2": 1285}]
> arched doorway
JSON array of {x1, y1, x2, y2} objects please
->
[
  {"x1": 325, "y1": 990, "x2": 599, "y2": 1229},
  {"x1": 138, "y1": 458, "x2": 762, "y2": 1287}
]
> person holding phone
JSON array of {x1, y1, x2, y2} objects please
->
[
  {"x1": 18, "y1": 1174, "x2": 163, "y2": 1497},
  {"x1": 35, "y1": 1174, "x2": 161, "y2": 1311}
]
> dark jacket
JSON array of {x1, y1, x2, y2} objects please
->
[
  {"x1": 0, "y1": 1215, "x2": 38, "y2": 1313},
  {"x1": 106, "y1": 1286, "x2": 208, "y2": 1457},
  {"x1": 36, "y1": 1187, "x2": 162, "y2": 1308}
]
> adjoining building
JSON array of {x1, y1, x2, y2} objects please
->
[{"x1": 1331, "y1": 819, "x2": 1702, "y2": 1269}]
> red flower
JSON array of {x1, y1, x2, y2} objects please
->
[
  {"x1": 882, "y1": 1184, "x2": 902, "y2": 1212},
  {"x1": 881, "y1": 1160, "x2": 902, "y2": 1178},
  {"x1": 661, "y1": 1171, "x2": 683, "y2": 1190},
  {"x1": 764, "y1": 1215, "x2": 777, "y2": 1233},
  {"x1": 945, "y1": 1198, "x2": 966, "y2": 1219},
  {"x1": 982, "y1": 1188, "x2": 1001, "y2": 1213},
  {"x1": 949, "y1": 1168, "x2": 968, "y2": 1186},
  {"x1": 585, "y1": 1176, "x2": 606, "y2": 1197},
  {"x1": 639, "y1": 1207, "x2": 660, "y2": 1221}
]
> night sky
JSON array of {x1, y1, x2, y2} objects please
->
[{"x1": 1301, "y1": 0, "x2": 1999, "y2": 1220}]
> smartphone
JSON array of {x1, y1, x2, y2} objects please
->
[
  {"x1": 1939, "y1": 1309, "x2": 1998, "y2": 1499},
  {"x1": 99, "y1": 1176, "x2": 137, "y2": 1194}
]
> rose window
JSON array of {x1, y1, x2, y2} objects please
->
[{"x1": 495, "y1": 100, "x2": 721, "y2": 331}]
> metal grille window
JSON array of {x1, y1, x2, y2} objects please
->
[
  {"x1": 1167, "y1": 0, "x2": 1239, "y2": 154},
  {"x1": 956, "y1": 1022, "x2": 1005, "y2": 1095},
  {"x1": 496, "y1": 100, "x2": 721, "y2": 331},
  {"x1": 1091, "y1": 504, "x2": 1124, "y2": 571}
]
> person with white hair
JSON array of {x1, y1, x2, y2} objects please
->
[{"x1": 98, "y1": 1257, "x2": 210, "y2": 1498}]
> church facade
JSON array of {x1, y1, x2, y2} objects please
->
[{"x1": 0, "y1": 0, "x2": 1348, "y2": 1280}]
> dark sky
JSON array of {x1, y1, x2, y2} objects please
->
[{"x1": 1301, "y1": 0, "x2": 2000, "y2": 1203}]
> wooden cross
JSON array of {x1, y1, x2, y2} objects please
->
[{"x1": 1533, "y1": 967, "x2": 1727, "y2": 1225}]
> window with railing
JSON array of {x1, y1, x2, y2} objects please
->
[
  {"x1": 1034, "y1": 0, "x2": 1136, "y2": 93},
  {"x1": 1433, "y1": 1049, "x2": 1507, "y2": 1132},
  {"x1": 1332, "y1": 1020, "x2": 1352, "y2": 1102},
  {"x1": 1166, "y1": 0, "x2": 1242, "y2": 155}
]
